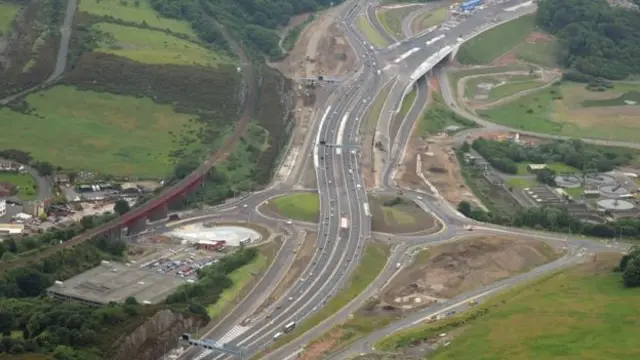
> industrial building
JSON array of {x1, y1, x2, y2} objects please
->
[{"x1": 47, "y1": 261, "x2": 186, "y2": 306}]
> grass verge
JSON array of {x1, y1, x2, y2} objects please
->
[
  {"x1": 413, "y1": 7, "x2": 448, "y2": 33},
  {"x1": 399, "y1": 86, "x2": 417, "y2": 119},
  {"x1": 377, "y1": 254, "x2": 640, "y2": 360},
  {"x1": 369, "y1": 195, "x2": 439, "y2": 234},
  {"x1": 0, "y1": 172, "x2": 37, "y2": 201},
  {"x1": 357, "y1": 15, "x2": 389, "y2": 48},
  {"x1": 377, "y1": 6, "x2": 415, "y2": 40},
  {"x1": 207, "y1": 237, "x2": 282, "y2": 321},
  {"x1": 456, "y1": 14, "x2": 536, "y2": 65},
  {"x1": 264, "y1": 241, "x2": 391, "y2": 354}
]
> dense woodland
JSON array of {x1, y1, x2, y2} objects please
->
[
  {"x1": 537, "y1": 0, "x2": 640, "y2": 80},
  {"x1": 149, "y1": 0, "x2": 343, "y2": 58},
  {"x1": 471, "y1": 138, "x2": 634, "y2": 175},
  {"x1": 0, "y1": 233, "x2": 255, "y2": 359}
]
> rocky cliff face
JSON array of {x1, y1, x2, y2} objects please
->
[{"x1": 111, "y1": 309, "x2": 200, "y2": 360}]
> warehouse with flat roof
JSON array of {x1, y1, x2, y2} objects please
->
[{"x1": 47, "y1": 261, "x2": 185, "y2": 306}]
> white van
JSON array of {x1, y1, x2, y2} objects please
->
[{"x1": 273, "y1": 332, "x2": 284, "y2": 341}]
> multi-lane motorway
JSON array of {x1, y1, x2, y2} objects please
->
[{"x1": 173, "y1": 1, "x2": 632, "y2": 359}]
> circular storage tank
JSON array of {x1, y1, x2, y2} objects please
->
[
  {"x1": 554, "y1": 175, "x2": 581, "y2": 188},
  {"x1": 597, "y1": 199, "x2": 635, "y2": 211},
  {"x1": 585, "y1": 174, "x2": 617, "y2": 187},
  {"x1": 599, "y1": 184, "x2": 630, "y2": 198}
]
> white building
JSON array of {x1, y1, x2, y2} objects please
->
[{"x1": 0, "y1": 199, "x2": 5, "y2": 217}]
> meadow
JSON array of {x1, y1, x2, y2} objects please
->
[
  {"x1": 479, "y1": 82, "x2": 640, "y2": 142},
  {"x1": 0, "y1": 1, "x2": 20, "y2": 35},
  {"x1": 0, "y1": 86, "x2": 199, "y2": 178},
  {"x1": 425, "y1": 255, "x2": 640, "y2": 360},
  {"x1": 94, "y1": 23, "x2": 232, "y2": 67},
  {"x1": 78, "y1": 0, "x2": 197, "y2": 37},
  {"x1": 269, "y1": 192, "x2": 320, "y2": 223}
]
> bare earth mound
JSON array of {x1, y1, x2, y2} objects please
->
[{"x1": 383, "y1": 236, "x2": 560, "y2": 308}]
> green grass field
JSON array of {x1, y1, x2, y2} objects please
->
[
  {"x1": 419, "y1": 92, "x2": 476, "y2": 136},
  {"x1": 413, "y1": 7, "x2": 448, "y2": 33},
  {"x1": 357, "y1": 15, "x2": 388, "y2": 48},
  {"x1": 513, "y1": 38, "x2": 560, "y2": 68},
  {"x1": 487, "y1": 80, "x2": 545, "y2": 102},
  {"x1": 479, "y1": 82, "x2": 640, "y2": 142},
  {"x1": 0, "y1": 173, "x2": 37, "y2": 200},
  {"x1": 515, "y1": 162, "x2": 579, "y2": 176},
  {"x1": 0, "y1": 86, "x2": 199, "y2": 178},
  {"x1": 0, "y1": 2, "x2": 20, "y2": 35},
  {"x1": 563, "y1": 187, "x2": 583, "y2": 199},
  {"x1": 370, "y1": 196, "x2": 439, "y2": 234},
  {"x1": 505, "y1": 177, "x2": 538, "y2": 189},
  {"x1": 79, "y1": 0, "x2": 197, "y2": 37},
  {"x1": 94, "y1": 23, "x2": 231, "y2": 67},
  {"x1": 426, "y1": 257, "x2": 640, "y2": 360},
  {"x1": 267, "y1": 242, "x2": 390, "y2": 354},
  {"x1": 269, "y1": 192, "x2": 320, "y2": 222},
  {"x1": 457, "y1": 14, "x2": 536, "y2": 65},
  {"x1": 448, "y1": 65, "x2": 531, "y2": 101},
  {"x1": 377, "y1": 255, "x2": 640, "y2": 360}
]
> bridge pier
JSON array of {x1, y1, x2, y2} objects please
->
[
  {"x1": 126, "y1": 217, "x2": 147, "y2": 236},
  {"x1": 105, "y1": 225, "x2": 124, "y2": 240},
  {"x1": 148, "y1": 204, "x2": 168, "y2": 222}
]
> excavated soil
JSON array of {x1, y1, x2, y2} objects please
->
[{"x1": 383, "y1": 236, "x2": 560, "y2": 308}]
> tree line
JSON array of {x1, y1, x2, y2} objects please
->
[
  {"x1": 537, "y1": 0, "x2": 640, "y2": 80},
  {"x1": 149, "y1": 0, "x2": 343, "y2": 58},
  {"x1": 471, "y1": 138, "x2": 634, "y2": 175},
  {"x1": 616, "y1": 247, "x2": 640, "y2": 288}
]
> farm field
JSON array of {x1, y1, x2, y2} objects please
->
[
  {"x1": 0, "y1": 86, "x2": 199, "y2": 178},
  {"x1": 0, "y1": 172, "x2": 37, "y2": 200},
  {"x1": 412, "y1": 6, "x2": 448, "y2": 33},
  {"x1": 380, "y1": 254, "x2": 640, "y2": 360},
  {"x1": 78, "y1": 0, "x2": 197, "y2": 37},
  {"x1": 357, "y1": 15, "x2": 388, "y2": 48},
  {"x1": 94, "y1": 23, "x2": 232, "y2": 67},
  {"x1": 479, "y1": 82, "x2": 640, "y2": 142},
  {"x1": 0, "y1": 1, "x2": 20, "y2": 35}
]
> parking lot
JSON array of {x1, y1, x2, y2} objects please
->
[{"x1": 140, "y1": 248, "x2": 222, "y2": 279}]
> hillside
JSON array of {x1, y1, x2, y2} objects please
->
[{"x1": 0, "y1": 0, "x2": 295, "y2": 198}]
